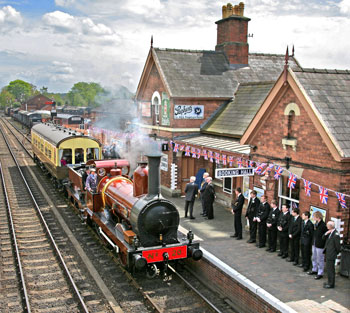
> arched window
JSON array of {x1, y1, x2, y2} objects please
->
[
  {"x1": 287, "y1": 110, "x2": 295, "y2": 139},
  {"x1": 151, "y1": 91, "x2": 161, "y2": 125}
]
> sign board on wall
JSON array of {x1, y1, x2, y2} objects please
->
[
  {"x1": 215, "y1": 167, "x2": 254, "y2": 178},
  {"x1": 174, "y1": 105, "x2": 204, "y2": 119},
  {"x1": 161, "y1": 93, "x2": 170, "y2": 126},
  {"x1": 141, "y1": 102, "x2": 151, "y2": 117},
  {"x1": 160, "y1": 153, "x2": 168, "y2": 171}
]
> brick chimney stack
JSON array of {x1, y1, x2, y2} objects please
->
[{"x1": 215, "y1": 2, "x2": 250, "y2": 65}]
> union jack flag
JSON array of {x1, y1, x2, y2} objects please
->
[
  {"x1": 255, "y1": 163, "x2": 267, "y2": 175},
  {"x1": 291, "y1": 201, "x2": 298, "y2": 209},
  {"x1": 179, "y1": 145, "x2": 185, "y2": 151},
  {"x1": 302, "y1": 179, "x2": 311, "y2": 197},
  {"x1": 173, "y1": 143, "x2": 179, "y2": 152},
  {"x1": 288, "y1": 173, "x2": 297, "y2": 189},
  {"x1": 274, "y1": 166, "x2": 283, "y2": 180},
  {"x1": 319, "y1": 186, "x2": 328, "y2": 205},
  {"x1": 185, "y1": 146, "x2": 190, "y2": 156},
  {"x1": 222, "y1": 154, "x2": 227, "y2": 165},
  {"x1": 196, "y1": 148, "x2": 201, "y2": 159},
  {"x1": 191, "y1": 147, "x2": 196, "y2": 158},
  {"x1": 215, "y1": 152, "x2": 220, "y2": 164},
  {"x1": 203, "y1": 149, "x2": 208, "y2": 160},
  {"x1": 262, "y1": 163, "x2": 274, "y2": 176},
  {"x1": 247, "y1": 160, "x2": 252, "y2": 168},
  {"x1": 208, "y1": 150, "x2": 213, "y2": 162},
  {"x1": 228, "y1": 156, "x2": 234, "y2": 167},
  {"x1": 336, "y1": 192, "x2": 347, "y2": 209},
  {"x1": 237, "y1": 158, "x2": 243, "y2": 168}
]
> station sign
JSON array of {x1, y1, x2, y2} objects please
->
[{"x1": 215, "y1": 167, "x2": 254, "y2": 178}]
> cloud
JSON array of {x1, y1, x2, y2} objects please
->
[
  {"x1": 339, "y1": 0, "x2": 350, "y2": 15},
  {"x1": 0, "y1": 5, "x2": 22, "y2": 27},
  {"x1": 42, "y1": 10, "x2": 76, "y2": 32},
  {"x1": 55, "y1": 0, "x2": 76, "y2": 7}
]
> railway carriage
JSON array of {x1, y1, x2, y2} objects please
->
[{"x1": 31, "y1": 123, "x2": 102, "y2": 183}]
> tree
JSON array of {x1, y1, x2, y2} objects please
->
[
  {"x1": 7, "y1": 79, "x2": 37, "y2": 102},
  {"x1": 67, "y1": 82, "x2": 106, "y2": 107},
  {"x1": 0, "y1": 88, "x2": 16, "y2": 108}
]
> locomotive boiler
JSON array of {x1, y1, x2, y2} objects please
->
[{"x1": 67, "y1": 153, "x2": 202, "y2": 276}]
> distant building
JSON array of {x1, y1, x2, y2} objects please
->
[{"x1": 21, "y1": 94, "x2": 54, "y2": 111}]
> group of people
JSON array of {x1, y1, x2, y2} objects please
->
[
  {"x1": 184, "y1": 172, "x2": 216, "y2": 220},
  {"x1": 231, "y1": 189, "x2": 342, "y2": 289}
]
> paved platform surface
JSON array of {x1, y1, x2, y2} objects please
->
[{"x1": 168, "y1": 195, "x2": 350, "y2": 312}]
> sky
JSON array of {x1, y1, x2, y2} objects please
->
[{"x1": 0, "y1": 0, "x2": 349, "y2": 93}]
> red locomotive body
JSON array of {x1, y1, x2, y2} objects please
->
[{"x1": 66, "y1": 154, "x2": 202, "y2": 275}]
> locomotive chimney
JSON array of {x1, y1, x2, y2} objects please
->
[{"x1": 147, "y1": 153, "x2": 162, "y2": 197}]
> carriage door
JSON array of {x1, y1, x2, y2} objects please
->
[{"x1": 181, "y1": 157, "x2": 195, "y2": 194}]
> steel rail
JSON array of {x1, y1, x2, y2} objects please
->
[
  {"x1": 168, "y1": 264, "x2": 223, "y2": 313},
  {"x1": 0, "y1": 123, "x2": 90, "y2": 313},
  {"x1": 0, "y1": 162, "x2": 32, "y2": 313}
]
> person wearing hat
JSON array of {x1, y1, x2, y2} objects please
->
[
  {"x1": 82, "y1": 167, "x2": 91, "y2": 191},
  {"x1": 86, "y1": 168, "x2": 97, "y2": 193}
]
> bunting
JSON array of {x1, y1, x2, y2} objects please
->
[
  {"x1": 319, "y1": 187, "x2": 328, "y2": 205},
  {"x1": 169, "y1": 140, "x2": 350, "y2": 203},
  {"x1": 336, "y1": 192, "x2": 347, "y2": 209},
  {"x1": 303, "y1": 179, "x2": 311, "y2": 197},
  {"x1": 288, "y1": 173, "x2": 297, "y2": 189},
  {"x1": 274, "y1": 166, "x2": 283, "y2": 180},
  {"x1": 255, "y1": 163, "x2": 267, "y2": 175}
]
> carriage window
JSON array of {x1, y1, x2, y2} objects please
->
[
  {"x1": 74, "y1": 148, "x2": 84, "y2": 164},
  {"x1": 59, "y1": 149, "x2": 72, "y2": 166},
  {"x1": 86, "y1": 148, "x2": 99, "y2": 160}
]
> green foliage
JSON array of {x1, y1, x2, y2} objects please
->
[
  {"x1": 67, "y1": 82, "x2": 106, "y2": 107},
  {"x1": 0, "y1": 88, "x2": 16, "y2": 108},
  {"x1": 7, "y1": 79, "x2": 37, "y2": 101}
]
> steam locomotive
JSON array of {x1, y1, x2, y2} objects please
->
[{"x1": 65, "y1": 153, "x2": 203, "y2": 276}]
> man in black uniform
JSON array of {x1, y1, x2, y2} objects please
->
[
  {"x1": 266, "y1": 199, "x2": 280, "y2": 252},
  {"x1": 202, "y1": 177, "x2": 215, "y2": 220},
  {"x1": 199, "y1": 172, "x2": 209, "y2": 216},
  {"x1": 255, "y1": 195, "x2": 270, "y2": 248},
  {"x1": 277, "y1": 204, "x2": 290, "y2": 258},
  {"x1": 300, "y1": 211, "x2": 314, "y2": 271},
  {"x1": 288, "y1": 207, "x2": 302, "y2": 265},
  {"x1": 184, "y1": 176, "x2": 199, "y2": 219},
  {"x1": 231, "y1": 187, "x2": 245, "y2": 240},
  {"x1": 245, "y1": 190, "x2": 260, "y2": 243},
  {"x1": 322, "y1": 221, "x2": 341, "y2": 288}
]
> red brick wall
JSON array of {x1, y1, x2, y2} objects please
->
[{"x1": 248, "y1": 86, "x2": 350, "y2": 235}]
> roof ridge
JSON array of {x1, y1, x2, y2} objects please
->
[
  {"x1": 239, "y1": 81, "x2": 275, "y2": 86},
  {"x1": 154, "y1": 47, "x2": 221, "y2": 54},
  {"x1": 294, "y1": 68, "x2": 350, "y2": 74}
]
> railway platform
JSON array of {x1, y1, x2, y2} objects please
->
[{"x1": 168, "y1": 195, "x2": 350, "y2": 313}]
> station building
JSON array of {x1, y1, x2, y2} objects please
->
[{"x1": 135, "y1": 2, "x2": 350, "y2": 238}]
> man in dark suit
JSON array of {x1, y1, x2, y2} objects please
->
[
  {"x1": 288, "y1": 207, "x2": 302, "y2": 265},
  {"x1": 199, "y1": 172, "x2": 209, "y2": 216},
  {"x1": 184, "y1": 176, "x2": 199, "y2": 219},
  {"x1": 277, "y1": 204, "x2": 291, "y2": 258},
  {"x1": 266, "y1": 199, "x2": 280, "y2": 252},
  {"x1": 245, "y1": 190, "x2": 260, "y2": 243},
  {"x1": 300, "y1": 211, "x2": 314, "y2": 271},
  {"x1": 255, "y1": 195, "x2": 271, "y2": 248},
  {"x1": 308, "y1": 211, "x2": 327, "y2": 279},
  {"x1": 322, "y1": 221, "x2": 341, "y2": 288},
  {"x1": 202, "y1": 177, "x2": 215, "y2": 220},
  {"x1": 231, "y1": 187, "x2": 245, "y2": 240}
]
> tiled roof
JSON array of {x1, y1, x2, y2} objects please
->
[
  {"x1": 153, "y1": 48, "x2": 300, "y2": 98},
  {"x1": 293, "y1": 68, "x2": 350, "y2": 158},
  {"x1": 174, "y1": 135, "x2": 251, "y2": 155},
  {"x1": 203, "y1": 82, "x2": 274, "y2": 137}
]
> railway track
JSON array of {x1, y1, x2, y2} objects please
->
[
  {"x1": 1, "y1": 116, "x2": 235, "y2": 313},
  {"x1": 0, "y1": 119, "x2": 113, "y2": 313}
]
